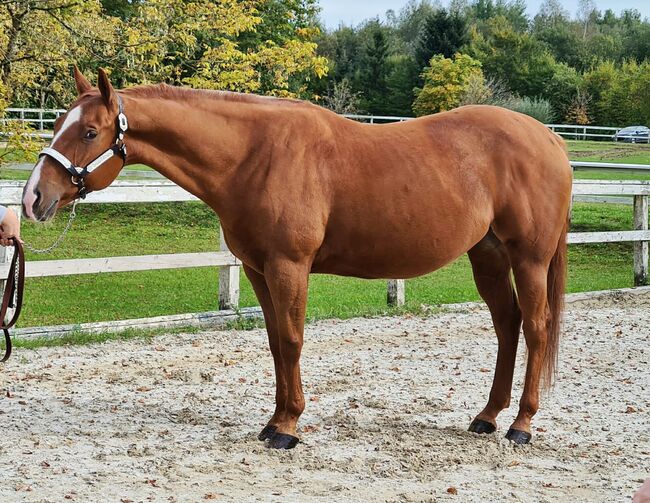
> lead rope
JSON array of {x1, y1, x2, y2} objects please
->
[
  {"x1": 23, "y1": 200, "x2": 78, "y2": 254},
  {"x1": 1, "y1": 201, "x2": 78, "y2": 362},
  {"x1": 1, "y1": 239, "x2": 25, "y2": 362}
]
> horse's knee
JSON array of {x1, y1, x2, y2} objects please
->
[{"x1": 279, "y1": 335, "x2": 303, "y2": 359}]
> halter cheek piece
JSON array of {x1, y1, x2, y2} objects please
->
[{"x1": 38, "y1": 95, "x2": 128, "y2": 199}]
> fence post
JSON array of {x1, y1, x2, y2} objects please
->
[
  {"x1": 218, "y1": 226, "x2": 240, "y2": 310},
  {"x1": 633, "y1": 195, "x2": 649, "y2": 286},
  {"x1": 387, "y1": 279, "x2": 405, "y2": 307},
  {"x1": 0, "y1": 206, "x2": 21, "y2": 323}
]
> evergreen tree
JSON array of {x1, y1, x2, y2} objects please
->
[
  {"x1": 415, "y1": 9, "x2": 469, "y2": 72},
  {"x1": 357, "y1": 22, "x2": 390, "y2": 114}
]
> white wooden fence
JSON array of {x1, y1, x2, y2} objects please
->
[
  {"x1": 1, "y1": 175, "x2": 649, "y2": 320},
  {"x1": 2, "y1": 108, "x2": 66, "y2": 131},
  {"x1": 0, "y1": 180, "x2": 241, "y2": 311},
  {"x1": 1, "y1": 108, "x2": 638, "y2": 142},
  {"x1": 343, "y1": 114, "x2": 632, "y2": 141}
]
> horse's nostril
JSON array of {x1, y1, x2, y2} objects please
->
[{"x1": 34, "y1": 189, "x2": 42, "y2": 205}]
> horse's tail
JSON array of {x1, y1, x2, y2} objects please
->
[{"x1": 543, "y1": 214, "x2": 569, "y2": 391}]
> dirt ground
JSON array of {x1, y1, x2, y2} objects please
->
[{"x1": 1, "y1": 292, "x2": 648, "y2": 502}]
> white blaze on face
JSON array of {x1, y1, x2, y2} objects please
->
[
  {"x1": 23, "y1": 157, "x2": 44, "y2": 220},
  {"x1": 50, "y1": 105, "x2": 83, "y2": 148},
  {"x1": 23, "y1": 105, "x2": 83, "y2": 220}
]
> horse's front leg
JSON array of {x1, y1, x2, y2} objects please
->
[
  {"x1": 259, "y1": 258, "x2": 309, "y2": 449},
  {"x1": 243, "y1": 265, "x2": 288, "y2": 442}
]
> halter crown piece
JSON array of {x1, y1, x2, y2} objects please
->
[{"x1": 38, "y1": 95, "x2": 128, "y2": 199}]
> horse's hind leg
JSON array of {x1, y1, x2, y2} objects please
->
[
  {"x1": 505, "y1": 257, "x2": 553, "y2": 444},
  {"x1": 467, "y1": 231, "x2": 522, "y2": 434}
]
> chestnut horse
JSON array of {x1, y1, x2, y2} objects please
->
[{"x1": 23, "y1": 68, "x2": 572, "y2": 449}]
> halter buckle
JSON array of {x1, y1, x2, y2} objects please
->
[{"x1": 118, "y1": 113, "x2": 128, "y2": 132}]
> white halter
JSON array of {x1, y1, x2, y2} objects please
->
[{"x1": 38, "y1": 95, "x2": 129, "y2": 198}]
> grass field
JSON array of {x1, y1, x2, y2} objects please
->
[
  {"x1": 1, "y1": 139, "x2": 648, "y2": 328},
  {"x1": 568, "y1": 140, "x2": 650, "y2": 181}
]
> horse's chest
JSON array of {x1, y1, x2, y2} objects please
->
[{"x1": 221, "y1": 230, "x2": 266, "y2": 273}]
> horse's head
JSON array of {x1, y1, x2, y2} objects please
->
[{"x1": 22, "y1": 67, "x2": 127, "y2": 221}]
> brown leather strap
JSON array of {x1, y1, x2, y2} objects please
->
[{"x1": 1, "y1": 240, "x2": 25, "y2": 363}]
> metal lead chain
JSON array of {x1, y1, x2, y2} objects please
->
[{"x1": 23, "y1": 200, "x2": 79, "y2": 254}]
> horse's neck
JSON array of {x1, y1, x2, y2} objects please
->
[{"x1": 123, "y1": 94, "x2": 260, "y2": 208}]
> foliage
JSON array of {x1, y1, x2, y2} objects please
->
[
  {"x1": 356, "y1": 21, "x2": 391, "y2": 113},
  {"x1": 0, "y1": 0, "x2": 328, "y2": 105},
  {"x1": 565, "y1": 90, "x2": 592, "y2": 125},
  {"x1": 413, "y1": 53, "x2": 483, "y2": 116},
  {"x1": 501, "y1": 96, "x2": 556, "y2": 123},
  {"x1": 322, "y1": 79, "x2": 360, "y2": 114},
  {"x1": 468, "y1": 16, "x2": 559, "y2": 99},
  {"x1": 384, "y1": 54, "x2": 421, "y2": 115},
  {"x1": 113, "y1": 0, "x2": 328, "y2": 97},
  {"x1": 583, "y1": 60, "x2": 650, "y2": 126},
  {"x1": 0, "y1": 120, "x2": 41, "y2": 166},
  {"x1": 459, "y1": 74, "x2": 511, "y2": 106},
  {"x1": 0, "y1": 0, "x2": 117, "y2": 108},
  {"x1": 415, "y1": 9, "x2": 469, "y2": 70},
  {"x1": 318, "y1": 0, "x2": 650, "y2": 125}
]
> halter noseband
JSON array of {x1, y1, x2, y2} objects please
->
[{"x1": 39, "y1": 95, "x2": 128, "y2": 199}]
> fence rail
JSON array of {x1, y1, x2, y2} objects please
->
[
  {"x1": 342, "y1": 114, "x2": 632, "y2": 141},
  {"x1": 1, "y1": 108, "x2": 640, "y2": 142},
  {"x1": 1, "y1": 169, "x2": 649, "y2": 324},
  {"x1": 2, "y1": 107, "x2": 66, "y2": 131}
]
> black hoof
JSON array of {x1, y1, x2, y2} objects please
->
[
  {"x1": 266, "y1": 432, "x2": 300, "y2": 450},
  {"x1": 258, "y1": 425, "x2": 277, "y2": 441},
  {"x1": 505, "y1": 428, "x2": 532, "y2": 444},
  {"x1": 468, "y1": 419, "x2": 497, "y2": 434}
]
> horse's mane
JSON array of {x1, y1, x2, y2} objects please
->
[{"x1": 120, "y1": 83, "x2": 305, "y2": 108}]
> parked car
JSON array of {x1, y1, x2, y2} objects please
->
[{"x1": 612, "y1": 126, "x2": 650, "y2": 143}]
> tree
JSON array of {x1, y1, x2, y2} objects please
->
[
  {"x1": 583, "y1": 60, "x2": 650, "y2": 126},
  {"x1": 356, "y1": 21, "x2": 391, "y2": 114},
  {"x1": 469, "y1": 0, "x2": 528, "y2": 32},
  {"x1": 564, "y1": 90, "x2": 592, "y2": 125},
  {"x1": 577, "y1": 0, "x2": 598, "y2": 40},
  {"x1": 413, "y1": 53, "x2": 483, "y2": 116},
  {"x1": 112, "y1": 0, "x2": 327, "y2": 97},
  {"x1": 535, "y1": 0, "x2": 569, "y2": 27},
  {"x1": 389, "y1": 0, "x2": 440, "y2": 51},
  {"x1": 0, "y1": 0, "x2": 117, "y2": 107},
  {"x1": 322, "y1": 79, "x2": 360, "y2": 114},
  {"x1": 385, "y1": 54, "x2": 421, "y2": 115},
  {"x1": 544, "y1": 62, "x2": 582, "y2": 120},
  {"x1": 415, "y1": 9, "x2": 469, "y2": 70},
  {"x1": 468, "y1": 16, "x2": 560, "y2": 99}
]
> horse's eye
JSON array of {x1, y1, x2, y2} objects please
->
[{"x1": 84, "y1": 130, "x2": 98, "y2": 140}]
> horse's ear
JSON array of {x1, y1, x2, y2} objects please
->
[
  {"x1": 97, "y1": 68, "x2": 117, "y2": 111},
  {"x1": 73, "y1": 65, "x2": 92, "y2": 96}
]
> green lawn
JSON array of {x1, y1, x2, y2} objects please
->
[
  {"x1": 566, "y1": 140, "x2": 650, "y2": 165},
  {"x1": 1, "y1": 140, "x2": 647, "y2": 329},
  {"x1": 11, "y1": 201, "x2": 639, "y2": 328}
]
